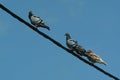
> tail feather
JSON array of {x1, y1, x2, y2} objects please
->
[
  {"x1": 101, "y1": 61, "x2": 107, "y2": 65},
  {"x1": 37, "y1": 23, "x2": 50, "y2": 30},
  {"x1": 98, "y1": 59, "x2": 107, "y2": 65}
]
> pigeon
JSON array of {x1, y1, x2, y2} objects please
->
[
  {"x1": 86, "y1": 50, "x2": 107, "y2": 65},
  {"x1": 65, "y1": 33, "x2": 78, "y2": 51},
  {"x1": 65, "y1": 33, "x2": 86, "y2": 56},
  {"x1": 28, "y1": 11, "x2": 50, "y2": 30}
]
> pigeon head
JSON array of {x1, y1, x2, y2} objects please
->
[
  {"x1": 28, "y1": 11, "x2": 33, "y2": 18},
  {"x1": 65, "y1": 33, "x2": 71, "y2": 40}
]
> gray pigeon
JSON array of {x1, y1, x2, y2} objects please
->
[
  {"x1": 28, "y1": 11, "x2": 50, "y2": 30},
  {"x1": 65, "y1": 33, "x2": 78, "y2": 50},
  {"x1": 65, "y1": 33, "x2": 86, "y2": 56}
]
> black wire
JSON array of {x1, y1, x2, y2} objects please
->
[{"x1": 0, "y1": 3, "x2": 120, "y2": 80}]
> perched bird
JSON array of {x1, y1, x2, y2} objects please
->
[
  {"x1": 86, "y1": 50, "x2": 107, "y2": 65},
  {"x1": 28, "y1": 11, "x2": 50, "y2": 30},
  {"x1": 65, "y1": 33, "x2": 78, "y2": 50},
  {"x1": 65, "y1": 33, "x2": 86, "y2": 56}
]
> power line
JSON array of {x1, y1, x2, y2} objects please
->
[{"x1": 0, "y1": 3, "x2": 120, "y2": 80}]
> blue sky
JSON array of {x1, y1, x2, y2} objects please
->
[{"x1": 0, "y1": 0, "x2": 120, "y2": 80}]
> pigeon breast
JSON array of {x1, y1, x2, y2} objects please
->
[{"x1": 31, "y1": 16, "x2": 42, "y2": 24}]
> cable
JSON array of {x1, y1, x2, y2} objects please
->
[{"x1": 0, "y1": 3, "x2": 120, "y2": 80}]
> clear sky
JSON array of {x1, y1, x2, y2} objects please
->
[{"x1": 0, "y1": 0, "x2": 120, "y2": 80}]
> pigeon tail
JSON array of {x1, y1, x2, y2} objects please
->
[{"x1": 37, "y1": 23, "x2": 50, "y2": 30}]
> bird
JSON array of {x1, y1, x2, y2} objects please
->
[
  {"x1": 28, "y1": 11, "x2": 50, "y2": 30},
  {"x1": 65, "y1": 33, "x2": 78, "y2": 51},
  {"x1": 65, "y1": 33, "x2": 86, "y2": 56},
  {"x1": 86, "y1": 50, "x2": 107, "y2": 65}
]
